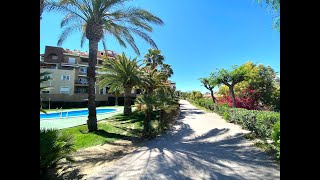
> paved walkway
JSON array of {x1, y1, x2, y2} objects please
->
[{"x1": 86, "y1": 100, "x2": 280, "y2": 180}]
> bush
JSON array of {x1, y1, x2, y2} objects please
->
[
  {"x1": 214, "y1": 103, "x2": 230, "y2": 116},
  {"x1": 255, "y1": 112, "x2": 280, "y2": 138},
  {"x1": 227, "y1": 108, "x2": 279, "y2": 139},
  {"x1": 271, "y1": 122, "x2": 280, "y2": 142},
  {"x1": 40, "y1": 129, "x2": 76, "y2": 176}
]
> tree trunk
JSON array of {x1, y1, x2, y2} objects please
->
[
  {"x1": 229, "y1": 85, "x2": 237, "y2": 108},
  {"x1": 124, "y1": 88, "x2": 132, "y2": 115},
  {"x1": 144, "y1": 108, "x2": 151, "y2": 134},
  {"x1": 210, "y1": 89, "x2": 216, "y2": 103},
  {"x1": 115, "y1": 94, "x2": 118, "y2": 106},
  {"x1": 159, "y1": 109, "x2": 165, "y2": 130},
  {"x1": 87, "y1": 40, "x2": 98, "y2": 132}
]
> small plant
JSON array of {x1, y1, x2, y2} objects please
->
[
  {"x1": 223, "y1": 111, "x2": 230, "y2": 121},
  {"x1": 40, "y1": 128, "x2": 75, "y2": 176},
  {"x1": 271, "y1": 122, "x2": 280, "y2": 142},
  {"x1": 276, "y1": 139, "x2": 280, "y2": 160}
]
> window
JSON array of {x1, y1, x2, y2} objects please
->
[
  {"x1": 52, "y1": 55, "x2": 58, "y2": 60},
  {"x1": 61, "y1": 75, "x2": 70, "y2": 81},
  {"x1": 79, "y1": 67, "x2": 87, "y2": 73},
  {"x1": 81, "y1": 57, "x2": 88, "y2": 63},
  {"x1": 76, "y1": 87, "x2": 88, "y2": 93},
  {"x1": 79, "y1": 78, "x2": 87, "y2": 84},
  {"x1": 100, "y1": 89, "x2": 104, "y2": 94},
  {"x1": 60, "y1": 87, "x2": 70, "y2": 94},
  {"x1": 68, "y1": 57, "x2": 76, "y2": 64},
  {"x1": 42, "y1": 91, "x2": 49, "y2": 94}
]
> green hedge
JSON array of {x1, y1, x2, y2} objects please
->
[
  {"x1": 191, "y1": 98, "x2": 280, "y2": 140},
  {"x1": 190, "y1": 98, "x2": 215, "y2": 111}
]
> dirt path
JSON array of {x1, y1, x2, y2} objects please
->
[{"x1": 86, "y1": 100, "x2": 280, "y2": 179}]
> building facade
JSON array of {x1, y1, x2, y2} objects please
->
[{"x1": 40, "y1": 46, "x2": 139, "y2": 106}]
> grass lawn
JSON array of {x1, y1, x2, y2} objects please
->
[{"x1": 60, "y1": 110, "x2": 148, "y2": 150}]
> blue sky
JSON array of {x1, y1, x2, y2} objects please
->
[{"x1": 40, "y1": 0, "x2": 280, "y2": 93}]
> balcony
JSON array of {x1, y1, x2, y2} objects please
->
[{"x1": 75, "y1": 80, "x2": 88, "y2": 86}]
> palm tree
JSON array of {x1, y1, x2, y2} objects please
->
[
  {"x1": 161, "y1": 64, "x2": 173, "y2": 78},
  {"x1": 107, "y1": 84, "x2": 123, "y2": 106},
  {"x1": 143, "y1": 49, "x2": 165, "y2": 70},
  {"x1": 139, "y1": 69, "x2": 169, "y2": 134},
  {"x1": 98, "y1": 53, "x2": 141, "y2": 115},
  {"x1": 40, "y1": 0, "x2": 45, "y2": 19},
  {"x1": 47, "y1": 0, "x2": 163, "y2": 132}
]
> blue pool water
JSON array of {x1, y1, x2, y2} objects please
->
[{"x1": 40, "y1": 108, "x2": 117, "y2": 119}]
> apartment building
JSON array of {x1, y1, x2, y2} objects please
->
[{"x1": 40, "y1": 46, "x2": 140, "y2": 106}]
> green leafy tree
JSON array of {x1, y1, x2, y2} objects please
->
[
  {"x1": 215, "y1": 66, "x2": 248, "y2": 107},
  {"x1": 47, "y1": 0, "x2": 163, "y2": 132},
  {"x1": 200, "y1": 77, "x2": 218, "y2": 103},
  {"x1": 98, "y1": 53, "x2": 141, "y2": 115},
  {"x1": 235, "y1": 62, "x2": 279, "y2": 110}
]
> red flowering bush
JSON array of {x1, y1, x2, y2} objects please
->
[{"x1": 217, "y1": 88, "x2": 261, "y2": 110}]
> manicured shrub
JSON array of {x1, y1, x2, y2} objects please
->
[
  {"x1": 40, "y1": 129, "x2": 76, "y2": 176},
  {"x1": 227, "y1": 108, "x2": 279, "y2": 139},
  {"x1": 255, "y1": 112, "x2": 280, "y2": 138}
]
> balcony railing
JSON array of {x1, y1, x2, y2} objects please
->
[{"x1": 75, "y1": 80, "x2": 88, "y2": 85}]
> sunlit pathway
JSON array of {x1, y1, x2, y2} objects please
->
[{"x1": 86, "y1": 100, "x2": 280, "y2": 180}]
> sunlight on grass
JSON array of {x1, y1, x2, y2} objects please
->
[{"x1": 60, "y1": 111, "x2": 145, "y2": 150}]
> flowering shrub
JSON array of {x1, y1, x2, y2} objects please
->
[{"x1": 217, "y1": 88, "x2": 261, "y2": 110}]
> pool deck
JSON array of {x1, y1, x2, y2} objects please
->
[{"x1": 40, "y1": 106, "x2": 125, "y2": 130}]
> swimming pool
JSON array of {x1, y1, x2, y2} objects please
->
[{"x1": 40, "y1": 108, "x2": 117, "y2": 120}]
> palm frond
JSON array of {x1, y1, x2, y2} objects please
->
[{"x1": 58, "y1": 24, "x2": 83, "y2": 46}]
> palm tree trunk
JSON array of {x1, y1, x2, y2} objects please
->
[
  {"x1": 115, "y1": 94, "x2": 118, "y2": 106},
  {"x1": 124, "y1": 88, "x2": 132, "y2": 115},
  {"x1": 229, "y1": 85, "x2": 237, "y2": 108},
  {"x1": 159, "y1": 109, "x2": 165, "y2": 129},
  {"x1": 87, "y1": 40, "x2": 98, "y2": 132},
  {"x1": 144, "y1": 108, "x2": 151, "y2": 134}
]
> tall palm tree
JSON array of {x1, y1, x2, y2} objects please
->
[
  {"x1": 47, "y1": 0, "x2": 163, "y2": 132},
  {"x1": 143, "y1": 49, "x2": 165, "y2": 70},
  {"x1": 98, "y1": 53, "x2": 141, "y2": 115}
]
